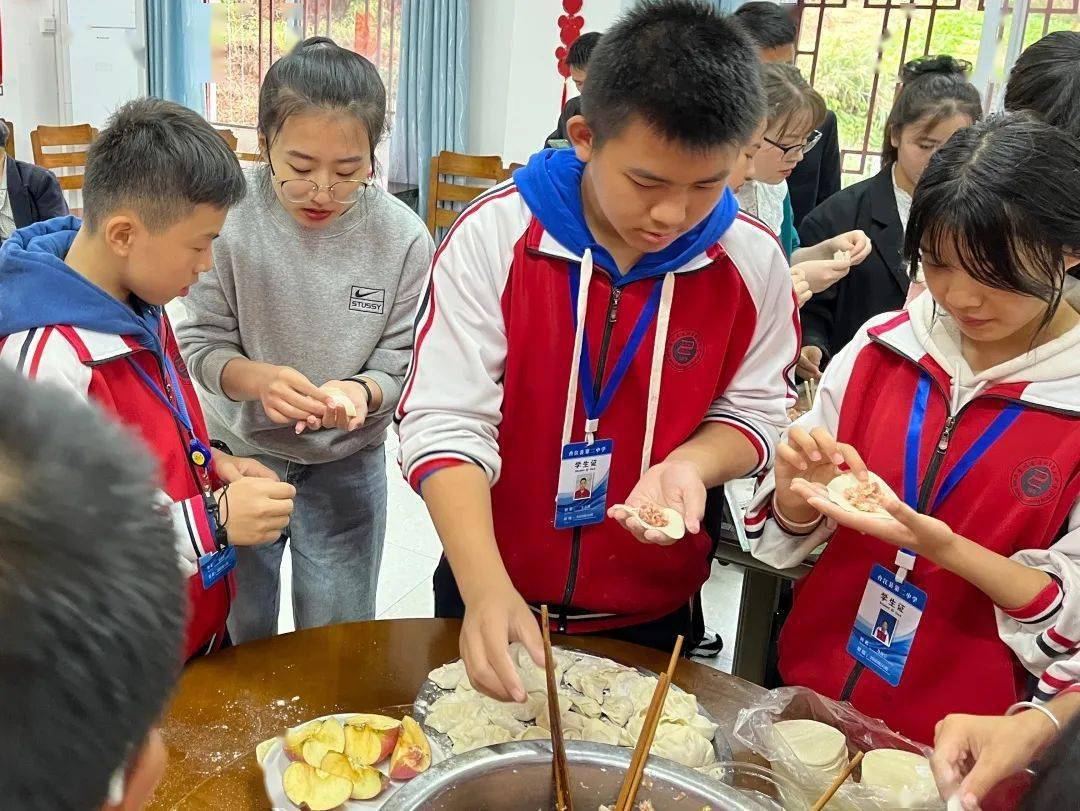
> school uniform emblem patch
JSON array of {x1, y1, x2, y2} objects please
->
[
  {"x1": 350, "y1": 286, "x2": 386, "y2": 314},
  {"x1": 667, "y1": 329, "x2": 703, "y2": 370},
  {"x1": 1011, "y1": 458, "x2": 1060, "y2": 506}
]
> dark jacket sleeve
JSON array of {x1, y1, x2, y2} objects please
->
[
  {"x1": 29, "y1": 166, "x2": 69, "y2": 221},
  {"x1": 816, "y1": 112, "x2": 842, "y2": 208},
  {"x1": 796, "y1": 207, "x2": 837, "y2": 361}
]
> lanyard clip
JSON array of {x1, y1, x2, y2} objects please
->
[
  {"x1": 894, "y1": 549, "x2": 917, "y2": 582},
  {"x1": 584, "y1": 418, "x2": 599, "y2": 446}
]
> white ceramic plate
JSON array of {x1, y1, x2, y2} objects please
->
[{"x1": 259, "y1": 712, "x2": 448, "y2": 810}]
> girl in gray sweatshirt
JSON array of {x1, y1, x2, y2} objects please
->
[{"x1": 177, "y1": 37, "x2": 433, "y2": 643}]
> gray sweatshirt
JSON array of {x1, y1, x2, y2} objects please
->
[{"x1": 176, "y1": 166, "x2": 434, "y2": 465}]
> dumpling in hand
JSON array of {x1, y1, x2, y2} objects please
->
[
  {"x1": 511, "y1": 642, "x2": 562, "y2": 694},
  {"x1": 448, "y1": 721, "x2": 513, "y2": 754},
  {"x1": 428, "y1": 660, "x2": 467, "y2": 690},
  {"x1": 650, "y1": 722, "x2": 716, "y2": 769}
]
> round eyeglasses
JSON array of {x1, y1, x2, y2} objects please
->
[
  {"x1": 763, "y1": 129, "x2": 823, "y2": 159},
  {"x1": 267, "y1": 156, "x2": 372, "y2": 204}
]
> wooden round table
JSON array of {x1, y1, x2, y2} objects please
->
[{"x1": 151, "y1": 619, "x2": 766, "y2": 810}]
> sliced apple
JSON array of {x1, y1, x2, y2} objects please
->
[
  {"x1": 282, "y1": 762, "x2": 352, "y2": 811},
  {"x1": 343, "y1": 723, "x2": 384, "y2": 766},
  {"x1": 255, "y1": 736, "x2": 278, "y2": 765},
  {"x1": 344, "y1": 716, "x2": 400, "y2": 763},
  {"x1": 320, "y1": 751, "x2": 390, "y2": 801},
  {"x1": 389, "y1": 715, "x2": 432, "y2": 780},
  {"x1": 284, "y1": 721, "x2": 322, "y2": 762},
  {"x1": 301, "y1": 718, "x2": 346, "y2": 768}
]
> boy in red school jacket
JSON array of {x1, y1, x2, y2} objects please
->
[
  {"x1": 397, "y1": 0, "x2": 801, "y2": 703},
  {"x1": 0, "y1": 98, "x2": 297, "y2": 660}
]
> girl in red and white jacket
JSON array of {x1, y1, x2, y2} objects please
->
[{"x1": 747, "y1": 114, "x2": 1080, "y2": 746}]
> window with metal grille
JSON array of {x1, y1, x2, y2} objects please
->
[{"x1": 206, "y1": 0, "x2": 402, "y2": 147}]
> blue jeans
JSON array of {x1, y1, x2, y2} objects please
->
[{"x1": 227, "y1": 443, "x2": 387, "y2": 644}]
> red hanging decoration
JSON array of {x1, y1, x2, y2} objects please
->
[{"x1": 555, "y1": 0, "x2": 585, "y2": 109}]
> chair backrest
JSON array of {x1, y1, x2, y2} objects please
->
[
  {"x1": 30, "y1": 124, "x2": 97, "y2": 193},
  {"x1": 502, "y1": 162, "x2": 525, "y2": 180},
  {"x1": 426, "y1": 151, "x2": 507, "y2": 236},
  {"x1": 215, "y1": 128, "x2": 239, "y2": 151},
  {"x1": 2, "y1": 119, "x2": 14, "y2": 158}
]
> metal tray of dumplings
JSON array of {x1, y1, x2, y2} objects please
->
[
  {"x1": 411, "y1": 647, "x2": 733, "y2": 765},
  {"x1": 381, "y1": 740, "x2": 793, "y2": 811}
]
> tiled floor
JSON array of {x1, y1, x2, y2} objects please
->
[{"x1": 275, "y1": 434, "x2": 745, "y2": 673}]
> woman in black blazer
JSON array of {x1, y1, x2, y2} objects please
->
[
  {"x1": 0, "y1": 120, "x2": 68, "y2": 240},
  {"x1": 797, "y1": 56, "x2": 981, "y2": 377}
]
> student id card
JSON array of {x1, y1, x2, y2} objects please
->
[
  {"x1": 846, "y1": 564, "x2": 927, "y2": 687},
  {"x1": 554, "y1": 440, "x2": 613, "y2": 529},
  {"x1": 199, "y1": 545, "x2": 237, "y2": 590}
]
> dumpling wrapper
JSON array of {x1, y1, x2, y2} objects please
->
[
  {"x1": 826, "y1": 471, "x2": 898, "y2": 520},
  {"x1": 774, "y1": 719, "x2": 848, "y2": 768},
  {"x1": 610, "y1": 503, "x2": 686, "y2": 540},
  {"x1": 321, "y1": 386, "x2": 357, "y2": 418},
  {"x1": 861, "y1": 749, "x2": 939, "y2": 807}
]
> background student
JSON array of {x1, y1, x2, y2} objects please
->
[
  {"x1": 1003, "y1": 30, "x2": 1080, "y2": 140},
  {"x1": 797, "y1": 55, "x2": 981, "y2": 380},
  {"x1": 0, "y1": 118, "x2": 67, "y2": 240},
  {"x1": 544, "y1": 31, "x2": 603, "y2": 149}
]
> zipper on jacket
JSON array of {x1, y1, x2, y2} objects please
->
[
  {"x1": 839, "y1": 408, "x2": 957, "y2": 701},
  {"x1": 559, "y1": 284, "x2": 622, "y2": 632}
]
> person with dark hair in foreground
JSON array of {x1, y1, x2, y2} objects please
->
[
  {"x1": 0, "y1": 97, "x2": 296, "y2": 660},
  {"x1": 0, "y1": 118, "x2": 68, "y2": 240},
  {"x1": 544, "y1": 31, "x2": 604, "y2": 149},
  {"x1": 1003, "y1": 30, "x2": 1080, "y2": 140},
  {"x1": 734, "y1": 0, "x2": 841, "y2": 228},
  {"x1": 0, "y1": 368, "x2": 184, "y2": 810},
  {"x1": 399, "y1": 0, "x2": 798, "y2": 702}
]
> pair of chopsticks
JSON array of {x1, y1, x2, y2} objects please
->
[
  {"x1": 613, "y1": 634, "x2": 685, "y2": 811},
  {"x1": 541, "y1": 605, "x2": 573, "y2": 811},
  {"x1": 809, "y1": 750, "x2": 864, "y2": 810}
]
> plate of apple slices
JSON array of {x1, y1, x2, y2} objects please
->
[{"x1": 259, "y1": 713, "x2": 448, "y2": 810}]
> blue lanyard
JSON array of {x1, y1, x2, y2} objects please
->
[
  {"x1": 569, "y1": 268, "x2": 664, "y2": 422},
  {"x1": 127, "y1": 354, "x2": 194, "y2": 435},
  {"x1": 903, "y1": 371, "x2": 1023, "y2": 512}
]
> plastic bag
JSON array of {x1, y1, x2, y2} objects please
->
[{"x1": 733, "y1": 686, "x2": 943, "y2": 811}]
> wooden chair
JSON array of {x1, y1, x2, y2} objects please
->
[
  {"x1": 2, "y1": 119, "x2": 14, "y2": 158},
  {"x1": 30, "y1": 124, "x2": 97, "y2": 198},
  {"x1": 215, "y1": 128, "x2": 239, "y2": 151},
  {"x1": 426, "y1": 151, "x2": 507, "y2": 236},
  {"x1": 502, "y1": 162, "x2": 525, "y2": 180}
]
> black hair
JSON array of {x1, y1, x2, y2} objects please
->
[
  {"x1": 0, "y1": 119, "x2": 9, "y2": 153},
  {"x1": 0, "y1": 368, "x2": 184, "y2": 810},
  {"x1": 1021, "y1": 710, "x2": 1080, "y2": 810},
  {"x1": 905, "y1": 113, "x2": 1080, "y2": 339},
  {"x1": 1004, "y1": 31, "x2": 1080, "y2": 140},
  {"x1": 762, "y1": 62, "x2": 826, "y2": 139},
  {"x1": 734, "y1": 1, "x2": 798, "y2": 50},
  {"x1": 568, "y1": 32, "x2": 602, "y2": 69},
  {"x1": 83, "y1": 97, "x2": 245, "y2": 233},
  {"x1": 583, "y1": 0, "x2": 764, "y2": 150},
  {"x1": 882, "y1": 55, "x2": 982, "y2": 165},
  {"x1": 258, "y1": 36, "x2": 387, "y2": 168}
]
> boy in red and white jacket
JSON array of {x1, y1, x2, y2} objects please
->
[
  {"x1": 0, "y1": 99, "x2": 297, "y2": 660},
  {"x1": 397, "y1": 1, "x2": 800, "y2": 702}
]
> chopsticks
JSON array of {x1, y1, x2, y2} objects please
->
[
  {"x1": 809, "y1": 750, "x2": 864, "y2": 811},
  {"x1": 541, "y1": 605, "x2": 573, "y2": 811},
  {"x1": 614, "y1": 635, "x2": 685, "y2": 811}
]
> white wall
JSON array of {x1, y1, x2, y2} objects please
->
[
  {"x1": 0, "y1": 0, "x2": 64, "y2": 159},
  {"x1": 0, "y1": 0, "x2": 147, "y2": 160},
  {"x1": 468, "y1": 0, "x2": 627, "y2": 165}
]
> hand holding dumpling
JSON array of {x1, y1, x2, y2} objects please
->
[{"x1": 609, "y1": 459, "x2": 703, "y2": 545}]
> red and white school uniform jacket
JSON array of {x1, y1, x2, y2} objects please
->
[
  {"x1": 747, "y1": 284, "x2": 1080, "y2": 744},
  {"x1": 0, "y1": 319, "x2": 231, "y2": 659},
  {"x1": 396, "y1": 180, "x2": 801, "y2": 633}
]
